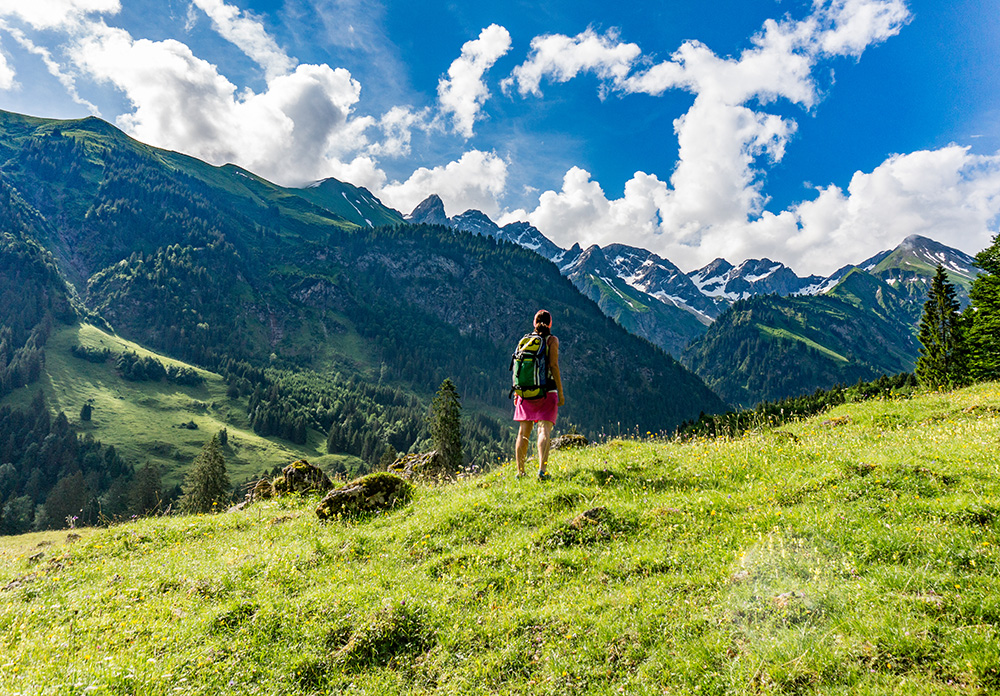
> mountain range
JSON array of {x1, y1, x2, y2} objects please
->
[
  {"x1": 0, "y1": 108, "x2": 984, "y2": 458},
  {"x1": 406, "y1": 193, "x2": 981, "y2": 405},
  {"x1": 0, "y1": 110, "x2": 724, "y2": 469}
]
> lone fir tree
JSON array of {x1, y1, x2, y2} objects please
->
[
  {"x1": 429, "y1": 378, "x2": 462, "y2": 473},
  {"x1": 180, "y1": 434, "x2": 230, "y2": 513},
  {"x1": 916, "y1": 265, "x2": 965, "y2": 388}
]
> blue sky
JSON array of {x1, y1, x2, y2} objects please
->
[{"x1": 1, "y1": 0, "x2": 999, "y2": 274}]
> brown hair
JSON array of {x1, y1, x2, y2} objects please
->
[{"x1": 533, "y1": 309, "x2": 552, "y2": 337}]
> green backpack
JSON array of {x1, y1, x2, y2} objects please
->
[{"x1": 509, "y1": 333, "x2": 549, "y2": 400}]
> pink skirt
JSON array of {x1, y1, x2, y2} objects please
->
[{"x1": 513, "y1": 391, "x2": 558, "y2": 424}]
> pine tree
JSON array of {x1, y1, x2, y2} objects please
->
[
  {"x1": 429, "y1": 378, "x2": 462, "y2": 473},
  {"x1": 916, "y1": 265, "x2": 965, "y2": 388},
  {"x1": 180, "y1": 434, "x2": 230, "y2": 513},
  {"x1": 966, "y1": 234, "x2": 1000, "y2": 381}
]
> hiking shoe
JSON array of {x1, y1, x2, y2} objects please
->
[
  {"x1": 515, "y1": 472, "x2": 525, "y2": 480},
  {"x1": 538, "y1": 471, "x2": 551, "y2": 482}
]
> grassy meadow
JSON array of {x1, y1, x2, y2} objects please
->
[
  {"x1": 4, "y1": 323, "x2": 351, "y2": 486},
  {"x1": 2, "y1": 382, "x2": 999, "y2": 694}
]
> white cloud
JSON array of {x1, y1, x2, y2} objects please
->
[
  {"x1": 506, "y1": 0, "x2": 921, "y2": 274},
  {"x1": 510, "y1": 146, "x2": 1000, "y2": 275},
  {"x1": 785, "y1": 147, "x2": 1000, "y2": 272},
  {"x1": 1, "y1": 21, "x2": 99, "y2": 111},
  {"x1": 378, "y1": 149, "x2": 508, "y2": 219},
  {"x1": 437, "y1": 24, "x2": 511, "y2": 138},
  {"x1": 69, "y1": 20, "x2": 367, "y2": 185},
  {"x1": 503, "y1": 27, "x2": 640, "y2": 97},
  {"x1": 189, "y1": 0, "x2": 295, "y2": 80},
  {"x1": 0, "y1": 37, "x2": 15, "y2": 89},
  {"x1": 0, "y1": 0, "x2": 119, "y2": 30},
  {"x1": 817, "y1": 0, "x2": 911, "y2": 57},
  {"x1": 365, "y1": 105, "x2": 430, "y2": 158}
]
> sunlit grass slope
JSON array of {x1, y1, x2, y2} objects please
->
[
  {"x1": 2, "y1": 323, "x2": 342, "y2": 485},
  {"x1": 2, "y1": 383, "x2": 1000, "y2": 694}
]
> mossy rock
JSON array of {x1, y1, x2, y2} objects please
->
[
  {"x1": 387, "y1": 450, "x2": 447, "y2": 481},
  {"x1": 272, "y1": 475, "x2": 289, "y2": 495},
  {"x1": 267, "y1": 460, "x2": 333, "y2": 499},
  {"x1": 281, "y1": 459, "x2": 334, "y2": 494},
  {"x1": 316, "y1": 472, "x2": 414, "y2": 520}
]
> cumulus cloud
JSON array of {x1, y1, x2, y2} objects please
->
[
  {"x1": 379, "y1": 149, "x2": 508, "y2": 219},
  {"x1": 786, "y1": 147, "x2": 1000, "y2": 270},
  {"x1": 437, "y1": 24, "x2": 511, "y2": 138},
  {"x1": 189, "y1": 0, "x2": 295, "y2": 80},
  {"x1": 503, "y1": 27, "x2": 640, "y2": 97},
  {"x1": 506, "y1": 0, "x2": 925, "y2": 274},
  {"x1": 508, "y1": 146, "x2": 1000, "y2": 275},
  {"x1": 817, "y1": 0, "x2": 911, "y2": 56},
  {"x1": 366, "y1": 105, "x2": 430, "y2": 158},
  {"x1": 64, "y1": 18, "x2": 366, "y2": 184},
  {"x1": 0, "y1": 0, "x2": 119, "y2": 30}
]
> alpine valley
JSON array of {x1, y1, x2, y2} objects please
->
[
  {"x1": 0, "y1": 108, "x2": 984, "y2": 530},
  {"x1": 0, "y1": 110, "x2": 729, "y2": 530},
  {"x1": 408, "y1": 194, "x2": 980, "y2": 407}
]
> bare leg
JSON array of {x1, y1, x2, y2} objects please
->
[
  {"x1": 537, "y1": 420, "x2": 554, "y2": 474},
  {"x1": 516, "y1": 421, "x2": 534, "y2": 475}
]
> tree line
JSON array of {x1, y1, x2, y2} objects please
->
[
  {"x1": 678, "y1": 232, "x2": 1000, "y2": 438},
  {"x1": 914, "y1": 233, "x2": 1000, "y2": 387},
  {"x1": 71, "y1": 345, "x2": 204, "y2": 385}
]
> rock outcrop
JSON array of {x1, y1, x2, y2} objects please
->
[
  {"x1": 387, "y1": 450, "x2": 451, "y2": 481},
  {"x1": 248, "y1": 460, "x2": 334, "y2": 503},
  {"x1": 315, "y1": 473, "x2": 413, "y2": 520}
]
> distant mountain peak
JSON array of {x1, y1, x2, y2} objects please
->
[
  {"x1": 900, "y1": 233, "x2": 933, "y2": 248},
  {"x1": 406, "y1": 194, "x2": 449, "y2": 225}
]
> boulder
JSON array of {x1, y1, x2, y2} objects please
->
[
  {"x1": 551, "y1": 434, "x2": 589, "y2": 450},
  {"x1": 272, "y1": 460, "x2": 334, "y2": 496},
  {"x1": 388, "y1": 450, "x2": 447, "y2": 481},
  {"x1": 316, "y1": 472, "x2": 414, "y2": 520}
]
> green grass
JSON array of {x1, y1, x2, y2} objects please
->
[
  {"x1": 2, "y1": 383, "x2": 1000, "y2": 694},
  {"x1": 1, "y1": 323, "x2": 331, "y2": 486}
]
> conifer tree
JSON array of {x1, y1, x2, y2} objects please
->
[
  {"x1": 916, "y1": 265, "x2": 965, "y2": 388},
  {"x1": 180, "y1": 434, "x2": 230, "y2": 513},
  {"x1": 429, "y1": 378, "x2": 462, "y2": 472},
  {"x1": 966, "y1": 234, "x2": 1000, "y2": 381}
]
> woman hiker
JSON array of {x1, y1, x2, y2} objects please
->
[{"x1": 514, "y1": 309, "x2": 565, "y2": 481}]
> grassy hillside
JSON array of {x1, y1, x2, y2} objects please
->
[
  {"x1": 3, "y1": 383, "x2": 999, "y2": 694},
  {"x1": 2, "y1": 322, "x2": 350, "y2": 486},
  {"x1": 683, "y1": 288, "x2": 920, "y2": 408}
]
